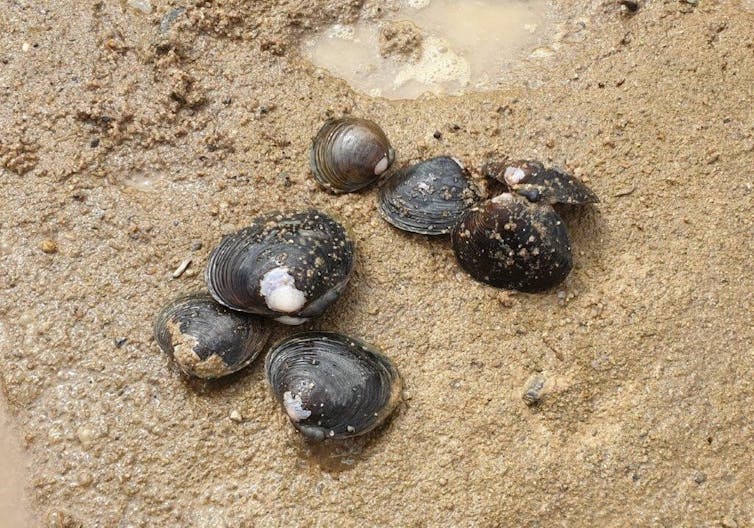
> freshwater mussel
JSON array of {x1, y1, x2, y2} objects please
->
[
  {"x1": 154, "y1": 293, "x2": 271, "y2": 379},
  {"x1": 451, "y1": 192, "x2": 572, "y2": 292},
  {"x1": 266, "y1": 332, "x2": 402, "y2": 441},
  {"x1": 378, "y1": 156, "x2": 483, "y2": 235},
  {"x1": 483, "y1": 159, "x2": 599, "y2": 205},
  {"x1": 310, "y1": 117, "x2": 395, "y2": 193},
  {"x1": 206, "y1": 210, "x2": 354, "y2": 325}
]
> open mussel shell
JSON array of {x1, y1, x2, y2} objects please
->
[
  {"x1": 206, "y1": 210, "x2": 354, "y2": 325},
  {"x1": 484, "y1": 159, "x2": 599, "y2": 205},
  {"x1": 153, "y1": 293, "x2": 271, "y2": 379},
  {"x1": 309, "y1": 117, "x2": 395, "y2": 193},
  {"x1": 377, "y1": 156, "x2": 483, "y2": 235},
  {"x1": 451, "y1": 193, "x2": 572, "y2": 292},
  {"x1": 266, "y1": 332, "x2": 402, "y2": 441}
]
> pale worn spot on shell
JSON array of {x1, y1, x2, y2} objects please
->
[{"x1": 283, "y1": 391, "x2": 312, "y2": 422}]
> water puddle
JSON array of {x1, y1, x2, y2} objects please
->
[{"x1": 303, "y1": 0, "x2": 558, "y2": 99}]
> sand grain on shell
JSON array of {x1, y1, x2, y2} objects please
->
[{"x1": 0, "y1": 0, "x2": 752, "y2": 526}]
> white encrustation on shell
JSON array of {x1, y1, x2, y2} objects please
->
[
  {"x1": 283, "y1": 391, "x2": 312, "y2": 422},
  {"x1": 260, "y1": 267, "x2": 307, "y2": 313}
]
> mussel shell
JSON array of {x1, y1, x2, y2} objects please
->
[
  {"x1": 377, "y1": 156, "x2": 483, "y2": 235},
  {"x1": 153, "y1": 293, "x2": 270, "y2": 379},
  {"x1": 265, "y1": 331, "x2": 402, "y2": 441},
  {"x1": 206, "y1": 210, "x2": 354, "y2": 324},
  {"x1": 451, "y1": 193, "x2": 572, "y2": 292},
  {"x1": 484, "y1": 159, "x2": 599, "y2": 205},
  {"x1": 309, "y1": 117, "x2": 395, "y2": 193}
]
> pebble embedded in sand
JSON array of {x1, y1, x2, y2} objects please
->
[{"x1": 40, "y1": 239, "x2": 57, "y2": 254}]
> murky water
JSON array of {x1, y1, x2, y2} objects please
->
[{"x1": 303, "y1": 0, "x2": 556, "y2": 99}]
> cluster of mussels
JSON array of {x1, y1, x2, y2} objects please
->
[
  {"x1": 154, "y1": 209, "x2": 401, "y2": 441},
  {"x1": 153, "y1": 115, "x2": 597, "y2": 444},
  {"x1": 312, "y1": 117, "x2": 598, "y2": 292}
]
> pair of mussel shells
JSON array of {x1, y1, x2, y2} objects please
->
[
  {"x1": 376, "y1": 156, "x2": 598, "y2": 292},
  {"x1": 154, "y1": 302, "x2": 402, "y2": 440}
]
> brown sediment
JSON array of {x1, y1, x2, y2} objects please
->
[
  {"x1": 0, "y1": 0, "x2": 753, "y2": 526},
  {"x1": 378, "y1": 20, "x2": 424, "y2": 62}
]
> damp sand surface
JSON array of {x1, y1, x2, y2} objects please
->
[
  {"x1": 0, "y1": 403, "x2": 34, "y2": 528},
  {"x1": 0, "y1": 0, "x2": 753, "y2": 526}
]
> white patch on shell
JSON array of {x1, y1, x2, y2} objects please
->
[
  {"x1": 283, "y1": 391, "x2": 311, "y2": 422},
  {"x1": 504, "y1": 166, "x2": 526, "y2": 185},
  {"x1": 374, "y1": 155, "x2": 390, "y2": 175},
  {"x1": 260, "y1": 267, "x2": 307, "y2": 313},
  {"x1": 491, "y1": 192, "x2": 515, "y2": 204},
  {"x1": 275, "y1": 315, "x2": 309, "y2": 325}
]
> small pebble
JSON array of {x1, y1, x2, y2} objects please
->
[
  {"x1": 22, "y1": 42, "x2": 31, "y2": 52},
  {"x1": 229, "y1": 410, "x2": 243, "y2": 423},
  {"x1": 721, "y1": 518, "x2": 738, "y2": 528},
  {"x1": 278, "y1": 172, "x2": 292, "y2": 187},
  {"x1": 114, "y1": 337, "x2": 128, "y2": 348},
  {"x1": 497, "y1": 291, "x2": 515, "y2": 308},
  {"x1": 190, "y1": 240, "x2": 203, "y2": 251},
  {"x1": 433, "y1": 130, "x2": 442, "y2": 140},
  {"x1": 522, "y1": 374, "x2": 545, "y2": 406},
  {"x1": 40, "y1": 239, "x2": 58, "y2": 254},
  {"x1": 693, "y1": 471, "x2": 707, "y2": 484},
  {"x1": 76, "y1": 426, "x2": 96, "y2": 446}
]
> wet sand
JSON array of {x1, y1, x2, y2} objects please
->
[
  {"x1": 0, "y1": 0, "x2": 753, "y2": 526},
  {"x1": 0, "y1": 401, "x2": 34, "y2": 528}
]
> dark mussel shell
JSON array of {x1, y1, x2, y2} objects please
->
[
  {"x1": 377, "y1": 156, "x2": 483, "y2": 235},
  {"x1": 153, "y1": 293, "x2": 271, "y2": 379},
  {"x1": 451, "y1": 193, "x2": 572, "y2": 292},
  {"x1": 484, "y1": 159, "x2": 599, "y2": 205},
  {"x1": 265, "y1": 332, "x2": 402, "y2": 441},
  {"x1": 206, "y1": 210, "x2": 354, "y2": 325},
  {"x1": 309, "y1": 117, "x2": 395, "y2": 193}
]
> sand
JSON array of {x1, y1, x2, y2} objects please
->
[{"x1": 0, "y1": 0, "x2": 753, "y2": 526}]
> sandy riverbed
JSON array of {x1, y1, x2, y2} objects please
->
[{"x1": 0, "y1": 0, "x2": 753, "y2": 526}]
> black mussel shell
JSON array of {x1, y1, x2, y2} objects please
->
[
  {"x1": 484, "y1": 159, "x2": 599, "y2": 205},
  {"x1": 206, "y1": 210, "x2": 354, "y2": 325},
  {"x1": 377, "y1": 156, "x2": 483, "y2": 235},
  {"x1": 265, "y1": 332, "x2": 402, "y2": 441},
  {"x1": 451, "y1": 193, "x2": 572, "y2": 292},
  {"x1": 309, "y1": 117, "x2": 395, "y2": 193},
  {"x1": 153, "y1": 293, "x2": 271, "y2": 379}
]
